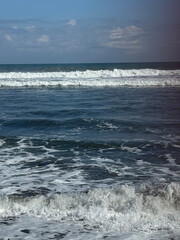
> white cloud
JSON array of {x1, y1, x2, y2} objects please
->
[
  {"x1": 37, "y1": 35, "x2": 49, "y2": 43},
  {"x1": 110, "y1": 25, "x2": 142, "y2": 40},
  {"x1": 5, "y1": 34, "x2": 13, "y2": 41},
  {"x1": 124, "y1": 25, "x2": 142, "y2": 37},
  {"x1": 25, "y1": 25, "x2": 36, "y2": 32},
  {"x1": 106, "y1": 25, "x2": 143, "y2": 50},
  {"x1": 12, "y1": 25, "x2": 18, "y2": 30},
  {"x1": 106, "y1": 39, "x2": 141, "y2": 50},
  {"x1": 67, "y1": 19, "x2": 77, "y2": 26},
  {"x1": 110, "y1": 27, "x2": 123, "y2": 40}
]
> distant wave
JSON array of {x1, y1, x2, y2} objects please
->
[
  {"x1": 0, "y1": 69, "x2": 180, "y2": 87},
  {"x1": 1, "y1": 69, "x2": 180, "y2": 78}
]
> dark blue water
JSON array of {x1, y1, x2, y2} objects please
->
[
  {"x1": 0, "y1": 63, "x2": 180, "y2": 239},
  {"x1": 0, "y1": 62, "x2": 180, "y2": 72}
]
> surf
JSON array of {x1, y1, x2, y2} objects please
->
[
  {"x1": 0, "y1": 69, "x2": 180, "y2": 87},
  {"x1": 0, "y1": 182, "x2": 179, "y2": 234}
]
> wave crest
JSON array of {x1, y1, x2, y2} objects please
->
[
  {"x1": 0, "y1": 182, "x2": 179, "y2": 233},
  {"x1": 0, "y1": 69, "x2": 179, "y2": 87},
  {"x1": 0, "y1": 68, "x2": 180, "y2": 79}
]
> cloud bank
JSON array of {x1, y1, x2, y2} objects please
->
[
  {"x1": 106, "y1": 25, "x2": 143, "y2": 50},
  {"x1": 0, "y1": 17, "x2": 179, "y2": 63}
]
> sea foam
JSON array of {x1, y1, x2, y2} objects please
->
[
  {"x1": 0, "y1": 183, "x2": 179, "y2": 234},
  {"x1": 0, "y1": 69, "x2": 179, "y2": 87}
]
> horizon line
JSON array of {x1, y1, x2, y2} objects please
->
[{"x1": 0, "y1": 61, "x2": 180, "y2": 65}]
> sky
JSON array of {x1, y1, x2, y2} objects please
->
[{"x1": 0, "y1": 0, "x2": 180, "y2": 64}]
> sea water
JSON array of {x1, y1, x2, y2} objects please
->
[{"x1": 0, "y1": 63, "x2": 180, "y2": 239}]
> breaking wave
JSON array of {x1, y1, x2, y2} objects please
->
[
  {"x1": 0, "y1": 182, "x2": 179, "y2": 233},
  {"x1": 0, "y1": 69, "x2": 180, "y2": 87}
]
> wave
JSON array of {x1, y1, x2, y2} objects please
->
[
  {"x1": 0, "y1": 182, "x2": 179, "y2": 233},
  {"x1": 1, "y1": 69, "x2": 180, "y2": 79},
  {"x1": 0, "y1": 69, "x2": 180, "y2": 87}
]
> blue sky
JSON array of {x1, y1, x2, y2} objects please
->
[{"x1": 0, "y1": 0, "x2": 180, "y2": 63}]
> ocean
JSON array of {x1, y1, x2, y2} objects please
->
[{"x1": 0, "y1": 62, "x2": 180, "y2": 239}]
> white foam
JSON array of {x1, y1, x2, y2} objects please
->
[
  {"x1": 172, "y1": 143, "x2": 180, "y2": 148},
  {"x1": 0, "y1": 137, "x2": 94, "y2": 195},
  {"x1": 0, "y1": 139, "x2": 5, "y2": 147},
  {"x1": 98, "y1": 122, "x2": 119, "y2": 130},
  {"x1": 165, "y1": 153, "x2": 176, "y2": 165},
  {"x1": 1, "y1": 136, "x2": 179, "y2": 195},
  {"x1": 0, "y1": 183, "x2": 179, "y2": 237},
  {"x1": 136, "y1": 159, "x2": 151, "y2": 165},
  {"x1": 121, "y1": 145, "x2": 142, "y2": 154},
  {"x1": 0, "y1": 69, "x2": 179, "y2": 87},
  {"x1": 0, "y1": 69, "x2": 179, "y2": 79}
]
